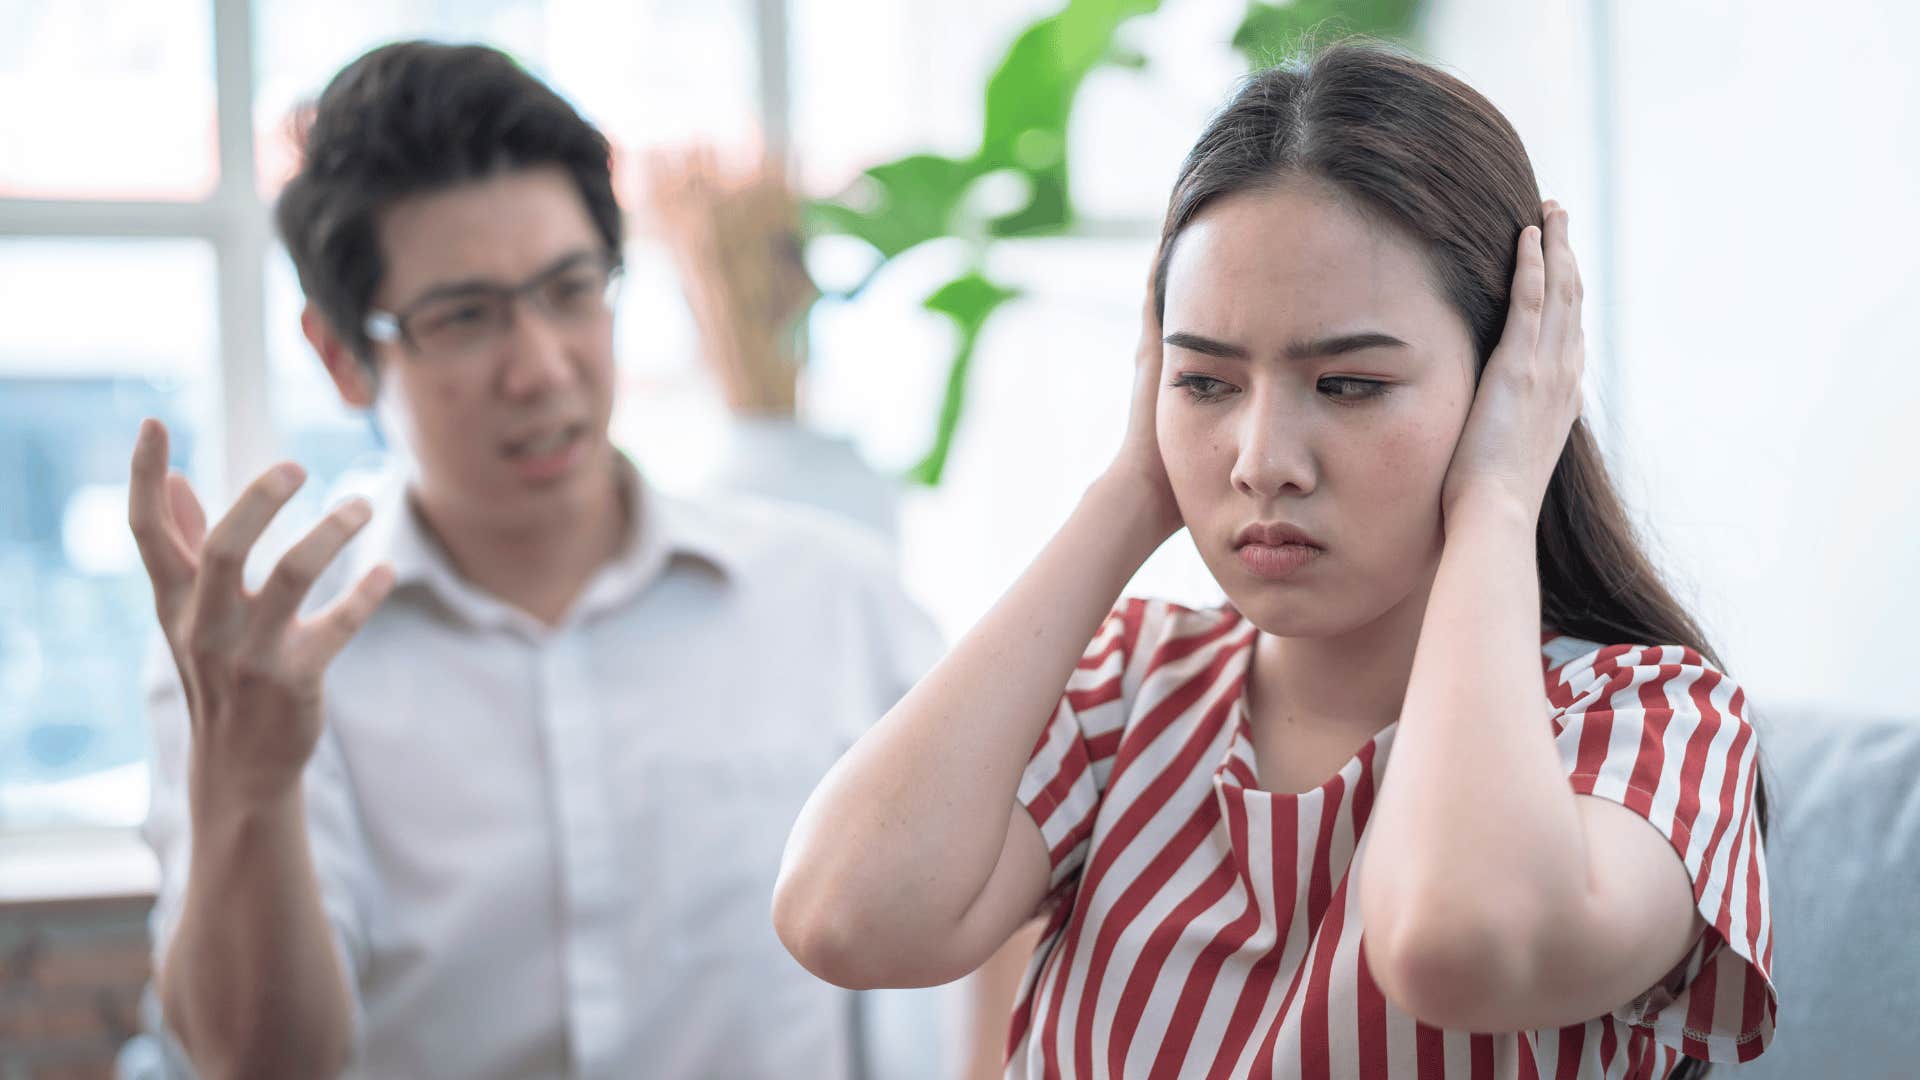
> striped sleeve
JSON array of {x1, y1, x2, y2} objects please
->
[
  {"x1": 1546, "y1": 642, "x2": 1777, "y2": 1064},
  {"x1": 1015, "y1": 597, "x2": 1155, "y2": 898}
]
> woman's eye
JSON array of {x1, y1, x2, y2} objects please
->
[
  {"x1": 1319, "y1": 377, "x2": 1390, "y2": 402},
  {"x1": 1170, "y1": 373, "x2": 1233, "y2": 401}
]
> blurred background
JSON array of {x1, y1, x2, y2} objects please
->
[{"x1": 0, "y1": 0, "x2": 1915, "y2": 1068}]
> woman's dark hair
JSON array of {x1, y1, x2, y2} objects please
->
[
  {"x1": 275, "y1": 40, "x2": 623, "y2": 367},
  {"x1": 1153, "y1": 42, "x2": 1761, "y2": 1078}
]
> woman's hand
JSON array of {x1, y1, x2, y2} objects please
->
[
  {"x1": 1094, "y1": 258, "x2": 1184, "y2": 543},
  {"x1": 128, "y1": 419, "x2": 394, "y2": 812},
  {"x1": 1440, "y1": 200, "x2": 1587, "y2": 527}
]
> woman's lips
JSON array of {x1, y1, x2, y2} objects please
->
[{"x1": 1236, "y1": 542, "x2": 1321, "y2": 581}]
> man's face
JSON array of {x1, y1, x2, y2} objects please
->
[{"x1": 366, "y1": 166, "x2": 619, "y2": 528}]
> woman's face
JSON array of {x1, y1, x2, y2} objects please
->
[{"x1": 1157, "y1": 178, "x2": 1480, "y2": 637}]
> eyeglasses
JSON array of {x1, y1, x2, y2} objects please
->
[{"x1": 364, "y1": 252, "x2": 624, "y2": 361}]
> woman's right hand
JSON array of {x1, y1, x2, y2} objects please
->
[
  {"x1": 1097, "y1": 259, "x2": 1184, "y2": 543},
  {"x1": 128, "y1": 419, "x2": 394, "y2": 812}
]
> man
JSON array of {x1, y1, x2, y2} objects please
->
[{"x1": 129, "y1": 41, "x2": 1010, "y2": 1079}]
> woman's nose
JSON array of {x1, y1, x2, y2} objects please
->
[{"x1": 1228, "y1": 393, "x2": 1316, "y2": 498}]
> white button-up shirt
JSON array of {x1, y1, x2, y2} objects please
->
[{"x1": 141, "y1": 452, "x2": 942, "y2": 1079}]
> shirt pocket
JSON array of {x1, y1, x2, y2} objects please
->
[{"x1": 646, "y1": 742, "x2": 840, "y2": 962}]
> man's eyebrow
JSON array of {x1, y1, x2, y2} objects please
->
[
  {"x1": 1161, "y1": 330, "x2": 1409, "y2": 361},
  {"x1": 402, "y1": 249, "x2": 601, "y2": 309}
]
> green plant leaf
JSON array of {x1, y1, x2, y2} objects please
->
[
  {"x1": 805, "y1": 153, "x2": 981, "y2": 263},
  {"x1": 975, "y1": 0, "x2": 1162, "y2": 238},
  {"x1": 908, "y1": 272, "x2": 1023, "y2": 486},
  {"x1": 1231, "y1": 0, "x2": 1421, "y2": 66}
]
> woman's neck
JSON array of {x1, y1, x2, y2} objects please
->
[{"x1": 1246, "y1": 565, "x2": 1440, "y2": 739}]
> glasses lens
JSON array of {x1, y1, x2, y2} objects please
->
[
  {"x1": 537, "y1": 261, "x2": 616, "y2": 321},
  {"x1": 408, "y1": 293, "x2": 507, "y2": 356}
]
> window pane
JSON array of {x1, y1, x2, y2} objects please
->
[
  {"x1": 254, "y1": 0, "x2": 761, "y2": 209},
  {"x1": 264, "y1": 247, "x2": 388, "y2": 514},
  {"x1": 0, "y1": 240, "x2": 217, "y2": 828},
  {"x1": 0, "y1": 0, "x2": 217, "y2": 200}
]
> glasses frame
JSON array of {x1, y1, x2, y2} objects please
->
[{"x1": 363, "y1": 250, "x2": 625, "y2": 359}]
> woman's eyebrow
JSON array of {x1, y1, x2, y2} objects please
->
[
  {"x1": 1162, "y1": 329, "x2": 1409, "y2": 361},
  {"x1": 1162, "y1": 331, "x2": 1249, "y2": 358},
  {"x1": 1286, "y1": 331, "x2": 1410, "y2": 360}
]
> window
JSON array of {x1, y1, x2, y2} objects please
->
[
  {"x1": 0, "y1": 0, "x2": 1250, "y2": 827},
  {"x1": 0, "y1": 1, "x2": 218, "y2": 201},
  {"x1": 0, "y1": 0, "x2": 762, "y2": 829},
  {"x1": 0, "y1": 241, "x2": 216, "y2": 827}
]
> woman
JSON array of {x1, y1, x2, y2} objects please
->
[{"x1": 774, "y1": 43, "x2": 1774, "y2": 1078}]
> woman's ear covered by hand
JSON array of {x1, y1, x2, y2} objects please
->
[
  {"x1": 1439, "y1": 200, "x2": 1587, "y2": 526},
  {"x1": 1099, "y1": 253, "x2": 1183, "y2": 542}
]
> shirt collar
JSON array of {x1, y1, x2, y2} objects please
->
[{"x1": 345, "y1": 452, "x2": 745, "y2": 629}]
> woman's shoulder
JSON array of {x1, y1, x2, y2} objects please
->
[
  {"x1": 1537, "y1": 629, "x2": 1742, "y2": 717},
  {"x1": 1539, "y1": 629, "x2": 1725, "y2": 676}
]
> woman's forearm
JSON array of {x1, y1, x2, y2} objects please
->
[
  {"x1": 1358, "y1": 496, "x2": 1588, "y2": 981},
  {"x1": 774, "y1": 475, "x2": 1169, "y2": 984}
]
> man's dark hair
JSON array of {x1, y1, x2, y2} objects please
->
[{"x1": 275, "y1": 40, "x2": 623, "y2": 367}]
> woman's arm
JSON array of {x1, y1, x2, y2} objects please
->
[
  {"x1": 957, "y1": 920, "x2": 1047, "y2": 1080},
  {"x1": 773, "y1": 277, "x2": 1182, "y2": 990},
  {"x1": 773, "y1": 475, "x2": 1170, "y2": 989},
  {"x1": 1361, "y1": 499, "x2": 1704, "y2": 1031},
  {"x1": 1358, "y1": 205, "x2": 1702, "y2": 1030}
]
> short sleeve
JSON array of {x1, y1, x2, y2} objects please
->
[
  {"x1": 1015, "y1": 598, "x2": 1155, "y2": 898},
  {"x1": 1545, "y1": 641, "x2": 1777, "y2": 1063},
  {"x1": 139, "y1": 633, "x2": 375, "y2": 1064}
]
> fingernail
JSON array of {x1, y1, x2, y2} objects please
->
[
  {"x1": 340, "y1": 499, "x2": 372, "y2": 527},
  {"x1": 271, "y1": 463, "x2": 305, "y2": 494}
]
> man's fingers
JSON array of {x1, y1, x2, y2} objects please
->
[
  {"x1": 198, "y1": 462, "x2": 307, "y2": 602},
  {"x1": 295, "y1": 562, "x2": 397, "y2": 670},
  {"x1": 128, "y1": 419, "x2": 194, "y2": 610},
  {"x1": 253, "y1": 497, "x2": 376, "y2": 629},
  {"x1": 167, "y1": 471, "x2": 207, "y2": 551}
]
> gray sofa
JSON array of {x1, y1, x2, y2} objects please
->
[{"x1": 1724, "y1": 705, "x2": 1920, "y2": 1078}]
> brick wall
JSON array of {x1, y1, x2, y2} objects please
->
[{"x1": 0, "y1": 893, "x2": 153, "y2": 1080}]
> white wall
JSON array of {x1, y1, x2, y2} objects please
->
[
  {"x1": 1606, "y1": 0, "x2": 1920, "y2": 716},
  {"x1": 1395, "y1": 0, "x2": 1920, "y2": 717}
]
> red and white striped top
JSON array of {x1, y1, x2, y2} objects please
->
[{"x1": 1009, "y1": 598, "x2": 1775, "y2": 1079}]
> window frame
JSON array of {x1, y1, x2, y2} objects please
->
[{"x1": 0, "y1": 0, "x2": 794, "y2": 851}]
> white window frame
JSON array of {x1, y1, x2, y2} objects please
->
[
  {"x1": 0, "y1": 0, "x2": 792, "y2": 864},
  {"x1": 0, "y1": 0, "x2": 796, "y2": 499}
]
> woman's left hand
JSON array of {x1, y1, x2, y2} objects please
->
[{"x1": 1439, "y1": 200, "x2": 1587, "y2": 526}]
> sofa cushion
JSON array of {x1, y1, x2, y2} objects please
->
[{"x1": 1722, "y1": 704, "x2": 1920, "y2": 1077}]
